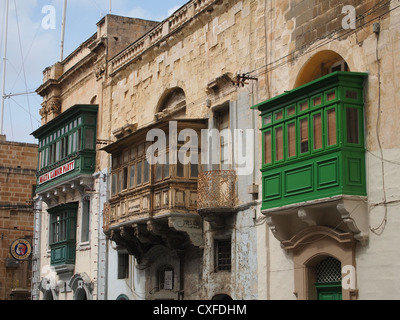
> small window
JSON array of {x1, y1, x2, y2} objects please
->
[
  {"x1": 118, "y1": 252, "x2": 129, "y2": 279},
  {"x1": 275, "y1": 110, "x2": 283, "y2": 121},
  {"x1": 263, "y1": 114, "x2": 272, "y2": 126},
  {"x1": 312, "y1": 96, "x2": 322, "y2": 107},
  {"x1": 215, "y1": 239, "x2": 231, "y2": 272},
  {"x1": 287, "y1": 105, "x2": 296, "y2": 117},
  {"x1": 158, "y1": 265, "x2": 174, "y2": 290},
  {"x1": 300, "y1": 101, "x2": 309, "y2": 112}
]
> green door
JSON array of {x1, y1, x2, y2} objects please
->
[{"x1": 315, "y1": 282, "x2": 342, "y2": 300}]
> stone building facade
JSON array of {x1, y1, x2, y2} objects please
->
[
  {"x1": 0, "y1": 135, "x2": 37, "y2": 300},
  {"x1": 253, "y1": 0, "x2": 400, "y2": 300},
  {"x1": 31, "y1": 0, "x2": 400, "y2": 300}
]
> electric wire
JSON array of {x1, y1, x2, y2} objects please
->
[{"x1": 14, "y1": 0, "x2": 33, "y2": 133}]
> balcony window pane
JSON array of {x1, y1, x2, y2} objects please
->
[
  {"x1": 287, "y1": 123, "x2": 296, "y2": 158},
  {"x1": 177, "y1": 161, "x2": 184, "y2": 177},
  {"x1": 346, "y1": 108, "x2": 359, "y2": 144},
  {"x1": 300, "y1": 118, "x2": 309, "y2": 153},
  {"x1": 137, "y1": 162, "x2": 142, "y2": 185},
  {"x1": 112, "y1": 173, "x2": 117, "y2": 195},
  {"x1": 313, "y1": 113, "x2": 322, "y2": 150},
  {"x1": 264, "y1": 131, "x2": 272, "y2": 164},
  {"x1": 165, "y1": 154, "x2": 170, "y2": 178},
  {"x1": 144, "y1": 160, "x2": 150, "y2": 183},
  {"x1": 191, "y1": 162, "x2": 198, "y2": 178},
  {"x1": 122, "y1": 167, "x2": 128, "y2": 190},
  {"x1": 327, "y1": 109, "x2": 337, "y2": 146},
  {"x1": 156, "y1": 163, "x2": 162, "y2": 181},
  {"x1": 275, "y1": 127, "x2": 283, "y2": 161},
  {"x1": 129, "y1": 165, "x2": 135, "y2": 188},
  {"x1": 85, "y1": 128, "x2": 95, "y2": 149}
]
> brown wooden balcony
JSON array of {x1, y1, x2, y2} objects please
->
[{"x1": 197, "y1": 170, "x2": 236, "y2": 213}]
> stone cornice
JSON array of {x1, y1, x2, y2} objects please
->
[{"x1": 109, "y1": 0, "x2": 221, "y2": 75}]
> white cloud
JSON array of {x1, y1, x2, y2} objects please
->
[{"x1": 167, "y1": 5, "x2": 182, "y2": 17}]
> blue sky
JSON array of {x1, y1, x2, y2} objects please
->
[{"x1": 0, "y1": 0, "x2": 188, "y2": 143}]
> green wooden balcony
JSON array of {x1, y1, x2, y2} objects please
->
[
  {"x1": 253, "y1": 72, "x2": 367, "y2": 211},
  {"x1": 32, "y1": 104, "x2": 98, "y2": 195}
]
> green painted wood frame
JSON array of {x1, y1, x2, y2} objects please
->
[{"x1": 253, "y1": 72, "x2": 367, "y2": 210}]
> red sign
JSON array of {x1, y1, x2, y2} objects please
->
[{"x1": 39, "y1": 161, "x2": 75, "y2": 185}]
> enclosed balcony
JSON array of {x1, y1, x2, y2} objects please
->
[
  {"x1": 102, "y1": 119, "x2": 206, "y2": 264},
  {"x1": 253, "y1": 71, "x2": 369, "y2": 244}
]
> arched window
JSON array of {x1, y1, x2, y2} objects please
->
[
  {"x1": 155, "y1": 88, "x2": 186, "y2": 120},
  {"x1": 294, "y1": 50, "x2": 350, "y2": 88}
]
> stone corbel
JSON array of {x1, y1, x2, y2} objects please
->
[
  {"x1": 71, "y1": 181, "x2": 84, "y2": 196},
  {"x1": 62, "y1": 184, "x2": 75, "y2": 198},
  {"x1": 53, "y1": 188, "x2": 66, "y2": 204},
  {"x1": 265, "y1": 215, "x2": 285, "y2": 243},
  {"x1": 133, "y1": 223, "x2": 161, "y2": 245},
  {"x1": 46, "y1": 192, "x2": 58, "y2": 206},
  {"x1": 168, "y1": 216, "x2": 203, "y2": 247},
  {"x1": 337, "y1": 199, "x2": 369, "y2": 245},
  {"x1": 39, "y1": 194, "x2": 52, "y2": 207},
  {"x1": 80, "y1": 176, "x2": 94, "y2": 192},
  {"x1": 298, "y1": 209, "x2": 316, "y2": 227}
]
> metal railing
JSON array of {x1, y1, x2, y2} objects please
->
[{"x1": 197, "y1": 170, "x2": 236, "y2": 211}]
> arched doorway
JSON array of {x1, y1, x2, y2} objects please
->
[
  {"x1": 306, "y1": 255, "x2": 343, "y2": 300},
  {"x1": 212, "y1": 294, "x2": 233, "y2": 300},
  {"x1": 75, "y1": 287, "x2": 87, "y2": 300},
  {"x1": 287, "y1": 226, "x2": 357, "y2": 300}
]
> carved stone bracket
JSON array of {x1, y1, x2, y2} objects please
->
[
  {"x1": 337, "y1": 199, "x2": 369, "y2": 246},
  {"x1": 168, "y1": 216, "x2": 204, "y2": 247},
  {"x1": 262, "y1": 195, "x2": 369, "y2": 246}
]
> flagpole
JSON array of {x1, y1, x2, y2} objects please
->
[
  {"x1": 0, "y1": 0, "x2": 9, "y2": 135},
  {"x1": 60, "y1": 0, "x2": 67, "y2": 61}
]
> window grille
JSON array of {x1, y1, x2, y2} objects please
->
[
  {"x1": 316, "y1": 257, "x2": 342, "y2": 283},
  {"x1": 215, "y1": 239, "x2": 231, "y2": 272}
]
